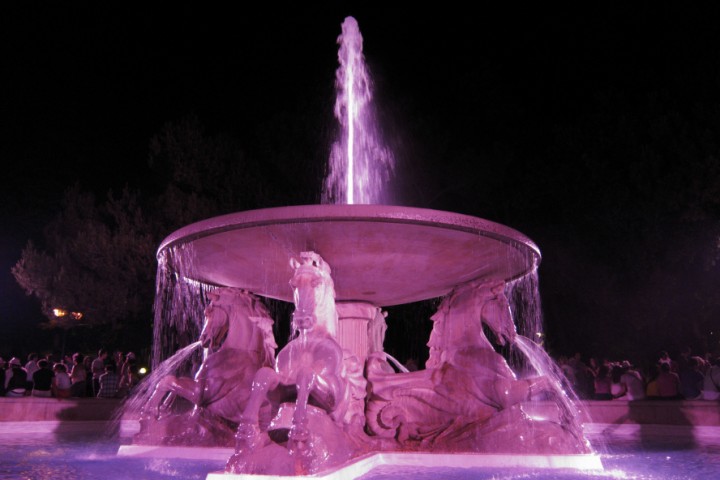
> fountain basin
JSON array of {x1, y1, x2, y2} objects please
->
[{"x1": 158, "y1": 204, "x2": 541, "y2": 306}]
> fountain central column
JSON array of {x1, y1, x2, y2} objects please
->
[{"x1": 335, "y1": 302, "x2": 387, "y2": 365}]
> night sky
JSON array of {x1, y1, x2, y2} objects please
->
[{"x1": 2, "y1": 3, "x2": 719, "y2": 364}]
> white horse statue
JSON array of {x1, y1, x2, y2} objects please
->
[
  {"x1": 365, "y1": 279, "x2": 587, "y2": 453},
  {"x1": 138, "y1": 287, "x2": 276, "y2": 446},
  {"x1": 227, "y1": 251, "x2": 368, "y2": 475}
]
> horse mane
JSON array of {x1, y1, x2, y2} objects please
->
[
  {"x1": 207, "y1": 287, "x2": 277, "y2": 366},
  {"x1": 426, "y1": 279, "x2": 505, "y2": 368}
]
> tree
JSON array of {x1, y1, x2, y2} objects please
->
[
  {"x1": 12, "y1": 185, "x2": 156, "y2": 348},
  {"x1": 12, "y1": 115, "x2": 280, "y2": 354}
]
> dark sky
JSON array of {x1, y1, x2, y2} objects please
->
[{"x1": 2, "y1": 3, "x2": 719, "y2": 362}]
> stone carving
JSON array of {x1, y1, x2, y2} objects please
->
[
  {"x1": 365, "y1": 279, "x2": 589, "y2": 454},
  {"x1": 226, "y1": 252, "x2": 369, "y2": 476},
  {"x1": 135, "y1": 252, "x2": 589, "y2": 473},
  {"x1": 136, "y1": 288, "x2": 276, "y2": 446}
]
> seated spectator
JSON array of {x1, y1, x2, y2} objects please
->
[
  {"x1": 97, "y1": 363, "x2": 120, "y2": 398},
  {"x1": 5, "y1": 357, "x2": 29, "y2": 397},
  {"x1": 702, "y1": 355, "x2": 720, "y2": 400},
  {"x1": 610, "y1": 364, "x2": 626, "y2": 398},
  {"x1": 31, "y1": 360, "x2": 54, "y2": 397},
  {"x1": 680, "y1": 356, "x2": 705, "y2": 400},
  {"x1": 568, "y1": 354, "x2": 594, "y2": 399},
  {"x1": 616, "y1": 362, "x2": 646, "y2": 400},
  {"x1": 657, "y1": 361, "x2": 682, "y2": 399},
  {"x1": 52, "y1": 363, "x2": 72, "y2": 399},
  {"x1": 644, "y1": 362, "x2": 660, "y2": 398},
  {"x1": 593, "y1": 365, "x2": 613, "y2": 400}
]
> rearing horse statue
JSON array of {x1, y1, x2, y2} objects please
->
[
  {"x1": 138, "y1": 287, "x2": 276, "y2": 446},
  {"x1": 227, "y1": 251, "x2": 367, "y2": 475}
]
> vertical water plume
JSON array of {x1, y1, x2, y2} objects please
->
[{"x1": 323, "y1": 16, "x2": 394, "y2": 205}]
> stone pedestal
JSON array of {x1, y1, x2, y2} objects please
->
[{"x1": 336, "y1": 302, "x2": 386, "y2": 364}]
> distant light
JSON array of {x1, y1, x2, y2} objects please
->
[
  {"x1": 53, "y1": 308, "x2": 83, "y2": 320},
  {"x1": 138, "y1": 367, "x2": 148, "y2": 375}
]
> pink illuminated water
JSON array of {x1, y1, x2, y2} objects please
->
[{"x1": 323, "y1": 16, "x2": 394, "y2": 205}]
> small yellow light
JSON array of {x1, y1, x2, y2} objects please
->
[{"x1": 53, "y1": 308, "x2": 67, "y2": 317}]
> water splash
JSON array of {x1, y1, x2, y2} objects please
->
[
  {"x1": 514, "y1": 335, "x2": 598, "y2": 453},
  {"x1": 111, "y1": 340, "x2": 203, "y2": 430},
  {"x1": 323, "y1": 16, "x2": 395, "y2": 205},
  {"x1": 152, "y1": 246, "x2": 212, "y2": 369},
  {"x1": 506, "y1": 269, "x2": 545, "y2": 371}
]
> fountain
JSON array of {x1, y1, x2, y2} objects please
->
[{"x1": 118, "y1": 16, "x2": 602, "y2": 479}]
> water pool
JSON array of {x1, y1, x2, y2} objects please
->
[
  {"x1": 358, "y1": 438, "x2": 720, "y2": 479},
  {"x1": 0, "y1": 432, "x2": 717, "y2": 479}
]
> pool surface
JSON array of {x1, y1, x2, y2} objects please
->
[{"x1": 0, "y1": 432, "x2": 718, "y2": 479}]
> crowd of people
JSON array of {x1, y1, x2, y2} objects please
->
[
  {"x1": 2, "y1": 344, "x2": 719, "y2": 404},
  {"x1": 556, "y1": 348, "x2": 720, "y2": 401},
  {"x1": 0, "y1": 349, "x2": 141, "y2": 399}
]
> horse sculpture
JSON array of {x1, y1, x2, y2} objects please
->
[
  {"x1": 226, "y1": 251, "x2": 368, "y2": 476},
  {"x1": 366, "y1": 279, "x2": 589, "y2": 454},
  {"x1": 137, "y1": 287, "x2": 276, "y2": 446}
]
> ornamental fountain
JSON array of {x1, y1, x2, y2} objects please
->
[{"x1": 119, "y1": 16, "x2": 602, "y2": 479}]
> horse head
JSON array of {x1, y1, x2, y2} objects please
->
[
  {"x1": 200, "y1": 303, "x2": 230, "y2": 351},
  {"x1": 428, "y1": 279, "x2": 516, "y2": 367},
  {"x1": 200, "y1": 288, "x2": 277, "y2": 363},
  {"x1": 477, "y1": 280, "x2": 516, "y2": 346},
  {"x1": 289, "y1": 251, "x2": 338, "y2": 337}
]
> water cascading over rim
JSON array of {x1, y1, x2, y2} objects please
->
[{"x1": 156, "y1": 204, "x2": 541, "y2": 306}]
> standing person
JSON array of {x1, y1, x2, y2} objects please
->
[
  {"x1": 5, "y1": 358, "x2": 28, "y2": 397},
  {"x1": 51, "y1": 363, "x2": 72, "y2": 399},
  {"x1": 112, "y1": 350, "x2": 124, "y2": 370},
  {"x1": 120, "y1": 352, "x2": 136, "y2": 379},
  {"x1": 91, "y1": 349, "x2": 108, "y2": 396},
  {"x1": 118, "y1": 364, "x2": 140, "y2": 397},
  {"x1": 31, "y1": 360, "x2": 54, "y2": 397},
  {"x1": 97, "y1": 363, "x2": 120, "y2": 398},
  {"x1": 24, "y1": 353, "x2": 39, "y2": 389},
  {"x1": 69, "y1": 353, "x2": 87, "y2": 397}
]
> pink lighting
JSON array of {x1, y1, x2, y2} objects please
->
[{"x1": 122, "y1": 15, "x2": 601, "y2": 479}]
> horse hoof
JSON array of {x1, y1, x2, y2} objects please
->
[
  {"x1": 289, "y1": 423, "x2": 310, "y2": 442},
  {"x1": 225, "y1": 453, "x2": 247, "y2": 474}
]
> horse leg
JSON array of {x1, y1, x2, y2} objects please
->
[
  {"x1": 288, "y1": 368, "x2": 316, "y2": 474},
  {"x1": 226, "y1": 366, "x2": 279, "y2": 473},
  {"x1": 144, "y1": 375, "x2": 200, "y2": 419}
]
